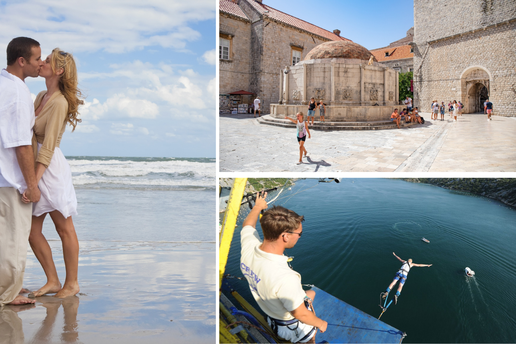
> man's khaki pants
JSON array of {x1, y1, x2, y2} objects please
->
[{"x1": 0, "y1": 187, "x2": 32, "y2": 305}]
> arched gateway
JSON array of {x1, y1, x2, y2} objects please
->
[{"x1": 461, "y1": 66, "x2": 491, "y2": 114}]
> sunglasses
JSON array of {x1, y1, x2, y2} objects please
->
[{"x1": 286, "y1": 231, "x2": 302, "y2": 237}]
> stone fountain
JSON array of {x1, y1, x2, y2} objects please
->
[{"x1": 270, "y1": 40, "x2": 400, "y2": 122}]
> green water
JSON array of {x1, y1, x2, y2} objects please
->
[{"x1": 224, "y1": 178, "x2": 516, "y2": 343}]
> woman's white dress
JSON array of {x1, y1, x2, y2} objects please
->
[{"x1": 33, "y1": 143, "x2": 77, "y2": 218}]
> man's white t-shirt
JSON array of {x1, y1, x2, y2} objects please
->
[
  {"x1": 240, "y1": 225, "x2": 306, "y2": 320},
  {"x1": 254, "y1": 98, "x2": 260, "y2": 109},
  {"x1": 0, "y1": 69, "x2": 35, "y2": 192}
]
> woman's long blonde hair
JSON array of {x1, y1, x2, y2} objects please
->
[{"x1": 50, "y1": 48, "x2": 83, "y2": 131}]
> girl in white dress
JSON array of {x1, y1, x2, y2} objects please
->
[{"x1": 23, "y1": 48, "x2": 82, "y2": 298}]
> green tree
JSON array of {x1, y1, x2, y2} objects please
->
[{"x1": 399, "y1": 71, "x2": 413, "y2": 104}]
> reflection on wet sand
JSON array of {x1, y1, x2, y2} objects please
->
[
  {"x1": 0, "y1": 303, "x2": 31, "y2": 344},
  {"x1": 0, "y1": 296, "x2": 80, "y2": 344},
  {"x1": 0, "y1": 242, "x2": 215, "y2": 344}
]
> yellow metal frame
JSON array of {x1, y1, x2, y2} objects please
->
[{"x1": 219, "y1": 178, "x2": 247, "y2": 290}]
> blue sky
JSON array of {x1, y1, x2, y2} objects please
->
[
  {"x1": 262, "y1": 0, "x2": 414, "y2": 50},
  {"x1": 0, "y1": 0, "x2": 216, "y2": 158}
]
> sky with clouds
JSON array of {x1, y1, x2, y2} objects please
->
[{"x1": 0, "y1": 0, "x2": 216, "y2": 158}]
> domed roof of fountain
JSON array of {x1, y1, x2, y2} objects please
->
[{"x1": 303, "y1": 40, "x2": 377, "y2": 62}]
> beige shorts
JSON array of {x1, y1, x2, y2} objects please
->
[{"x1": 0, "y1": 187, "x2": 32, "y2": 305}]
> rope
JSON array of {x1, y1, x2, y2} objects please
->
[
  {"x1": 327, "y1": 323, "x2": 405, "y2": 339},
  {"x1": 272, "y1": 179, "x2": 321, "y2": 206},
  {"x1": 266, "y1": 183, "x2": 286, "y2": 205}
]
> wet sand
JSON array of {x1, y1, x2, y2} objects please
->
[{"x1": 1, "y1": 240, "x2": 215, "y2": 344}]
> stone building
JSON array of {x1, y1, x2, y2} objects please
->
[
  {"x1": 219, "y1": 0, "x2": 347, "y2": 113},
  {"x1": 413, "y1": 0, "x2": 516, "y2": 116},
  {"x1": 370, "y1": 28, "x2": 414, "y2": 73}
]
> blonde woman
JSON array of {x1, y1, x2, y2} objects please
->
[{"x1": 23, "y1": 48, "x2": 82, "y2": 298}]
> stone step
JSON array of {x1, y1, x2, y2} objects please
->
[{"x1": 258, "y1": 116, "x2": 416, "y2": 131}]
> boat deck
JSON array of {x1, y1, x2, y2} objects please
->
[{"x1": 312, "y1": 286, "x2": 406, "y2": 343}]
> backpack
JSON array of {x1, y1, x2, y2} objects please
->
[{"x1": 420, "y1": 116, "x2": 425, "y2": 124}]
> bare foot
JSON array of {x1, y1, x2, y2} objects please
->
[
  {"x1": 8, "y1": 295, "x2": 36, "y2": 305},
  {"x1": 54, "y1": 284, "x2": 80, "y2": 299},
  {"x1": 30, "y1": 281, "x2": 62, "y2": 297}
]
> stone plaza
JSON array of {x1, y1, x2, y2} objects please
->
[{"x1": 219, "y1": 113, "x2": 516, "y2": 172}]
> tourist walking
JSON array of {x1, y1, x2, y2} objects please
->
[
  {"x1": 254, "y1": 96, "x2": 261, "y2": 117},
  {"x1": 285, "y1": 112, "x2": 311, "y2": 164},
  {"x1": 440, "y1": 102, "x2": 445, "y2": 121},
  {"x1": 448, "y1": 102, "x2": 453, "y2": 118},
  {"x1": 432, "y1": 101, "x2": 439, "y2": 120},
  {"x1": 307, "y1": 97, "x2": 316, "y2": 126},
  {"x1": 453, "y1": 100, "x2": 459, "y2": 121},
  {"x1": 485, "y1": 99, "x2": 493, "y2": 121},
  {"x1": 318, "y1": 100, "x2": 326, "y2": 122},
  {"x1": 458, "y1": 101, "x2": 463, "y2": 116}
]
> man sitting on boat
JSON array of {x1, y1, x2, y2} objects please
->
[
  {"x1": 381, "y1": 252, "x2": 432, "y2": 305},
  {"x1": 240, "y1": 191, "x2": 328, "y2": 343}
]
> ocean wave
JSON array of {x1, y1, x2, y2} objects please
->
[{"x1": 67, "y1": 156, "x2": 215, "y2": 189}]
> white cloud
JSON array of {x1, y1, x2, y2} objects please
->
[
  {"x1": 80, "y1": 98, "x2": 107, "y2": 121},
  {"x1": 110, "y1": 123, "x2": 134, "y2": 136},
  {"x1": 74, "y1": 123, "x2": 100, "y2": 133},
  {"x1": 207, "y1": 77, "x2": 216, "y2": 98},
  {"x1": 202, "y1": 49, "x2": 216, "y2": 65},
  {"x1": 80, "y1": 94, "x2": 159, "y2": 120},
  {"x1": 80, "y1": 61, "x2": 213, "y2": 118},
  {"x1": 0, "y1": 0, "x2": 215, "y2": 55},
  {"x1": 107, "y1": 94, "x2": 160, "y2": 119}
]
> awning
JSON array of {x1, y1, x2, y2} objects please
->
[{"x1": 229, "y1": 90, "x2": 255, "y2": 95}]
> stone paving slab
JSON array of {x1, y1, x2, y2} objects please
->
[{"x1": 219, "y1": 113, "x2": 516, "y2": 173}]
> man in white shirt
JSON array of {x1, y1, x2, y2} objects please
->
[
  {"x1": 240, "y1": 192, "x2": 327, "y2": 343},
  {"x1": 404, "y1": 96, "x2": 412, "y2": 111},
  {"x1": 0, "y1": 37, "x2": 43, "y2": 306},
  {"x1": 254, "y1": 96, "x2": 261, "y2": 118}
]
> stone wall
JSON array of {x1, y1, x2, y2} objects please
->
[
  {"x1": 219, "y1": 13, "x2": 252, "y2": 95},
  {"x1": 258, "y1": 18, "x2": 328, "y2": 112},
  {"x1": 413, "y1": 0, "x2": 516, "y2": 116},
  {"x1": 414, "y1": 0, "x2": 516, "y2": 43}
]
